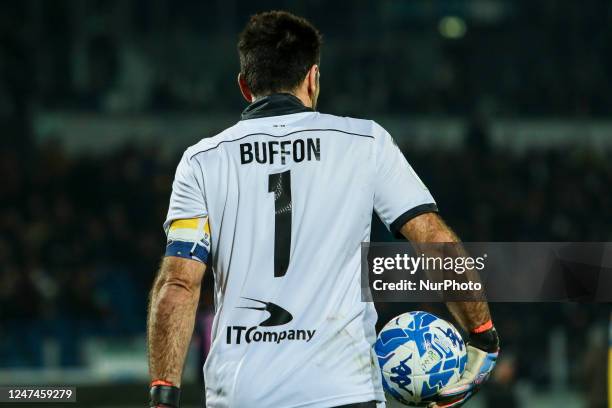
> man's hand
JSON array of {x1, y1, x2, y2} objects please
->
[{"x1": 431, "y1": 326, "x2": 499, "y2": 407}]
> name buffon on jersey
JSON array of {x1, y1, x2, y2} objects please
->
[
  {"x1": 226, "y1": 326, "x2": 316, "y2": 344},
  {"x1": 240, "y1": 138, "x2": 321, "y2": 164}
]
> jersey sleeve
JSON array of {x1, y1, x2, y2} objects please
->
[
  {"x1": 163, "y1": 152, "x2": 211, "y2": 263},
  {"x1": 373, "y1": 124, "x2": 438, "y2": 238}
]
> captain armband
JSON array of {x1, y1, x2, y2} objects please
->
[{"x1": 165, "y1": 217, "x2": 211, "y2": 264}]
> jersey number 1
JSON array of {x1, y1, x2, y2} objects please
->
[{"x1": 268, "y1": 170, "x2": 292, "y2": 277}]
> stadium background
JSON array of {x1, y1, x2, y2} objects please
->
[{"x1": 0, "y1": 0, "x2": 610, "y2": 407}]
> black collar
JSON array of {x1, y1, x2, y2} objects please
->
[{"x1": 241, "y1": 93, "x2": 313, "y2": 120}]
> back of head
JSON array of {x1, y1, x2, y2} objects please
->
[{"x1": 238, "y1": 11, "x2": 322, "y2": 97}]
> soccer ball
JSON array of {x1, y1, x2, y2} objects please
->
[{"x1": 374, "y1": 311, "x2": 467, "y2": 406}]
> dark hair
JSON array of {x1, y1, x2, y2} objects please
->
[{"x1": 238, "y1": 11, "x2": 322, "y2": 96}]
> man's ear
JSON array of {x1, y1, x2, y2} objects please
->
[
  {"x1": 306, "y1": 65, "x2": 319, "y2": 98},
  {"x1": 237, "y1": 73, "x2": 253, "y2": 102}
]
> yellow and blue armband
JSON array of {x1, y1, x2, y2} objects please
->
[{"x1": 165, "y1": 217, "x2": 211, "y2": 264}]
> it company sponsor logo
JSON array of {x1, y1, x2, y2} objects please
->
[
  {"x1": 226, "y1": 326, "x2": 316, "y2": 344},
  {"x1": 237, "y1": 297, "x2": 293, "y2": 327},
  {"x1": 227, "y1": 297, "x2": 316, "y2": 345}
]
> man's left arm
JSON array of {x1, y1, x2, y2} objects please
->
[
  {"x1": 148, "y1": 256, "x2": 205, "y2": 407},
  {"x1": 149, "y1": 151, "x2": 210, "y2": 407}
]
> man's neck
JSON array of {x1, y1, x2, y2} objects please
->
[{"x1": 253, "y1": 91, "x2": 311, "y2": 108}]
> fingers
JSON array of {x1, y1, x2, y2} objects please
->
[
  {"x1": 434, "y1": 392, "x2": 471, "y2": 408},
  {"x1": 433, "y1": 346, "x2": 497, "y2": 407},
  {"x1": 428, "y1": 345, "x2": 498, "y2": 408},
  {"x1": 437, "y1": 382, "x2": 473, "y2": 398}
]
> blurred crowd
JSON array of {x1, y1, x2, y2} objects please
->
[
  {"x1": 0, "y1": 140, "x2": 170, "y2": 365},
  {"x1": 409, "y1": 138, "x2": 612, "y2": 242},
  {"x1": 2, "y1": 1, "x2": 612, "y2": 117}
]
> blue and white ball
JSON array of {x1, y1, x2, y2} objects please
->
[{"x1": 374, "y1": 311, "x2": 467, "y2": 406}]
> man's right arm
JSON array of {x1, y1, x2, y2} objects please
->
[
  {"x1": 400, "y1": 212, "x2": 499, "y2": 408},
  {"x1": 399, "y1": 212, "x2": 492, "y2": 333},
  {"x1": 370, "y1": 124, "x2": 498, "y2": 405}
]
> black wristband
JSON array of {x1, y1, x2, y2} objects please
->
[
  {"x1": 150, "y1": 385, "x2": 181, "y2": 408},
  {"x1": 469, "y1": 327, "x2": 500, "y2": 353}
]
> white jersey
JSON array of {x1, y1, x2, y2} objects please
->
[{"x1": 164, "y1": 94, "x2": 437, "y2": 408}]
